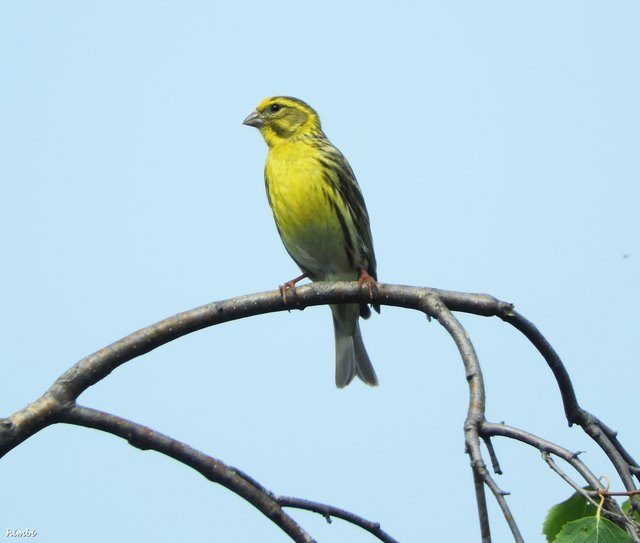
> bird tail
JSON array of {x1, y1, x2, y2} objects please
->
[{"x1": 331, "y1": 304, "x2": 378, "y2": 388}]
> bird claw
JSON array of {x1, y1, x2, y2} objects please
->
[
  {"x1": 358, "y1": 268, "x2": 378, "y2": 300},
  {"x1": 279, "y1": 273, "x2": 309, "y2": 306},
  {"x1": 279, "y1": 281, "x2": 298, "y2": 304}
]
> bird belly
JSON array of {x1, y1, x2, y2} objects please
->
[{"x1": 266, "y1": 152, "x2": 355, "y2": 281}]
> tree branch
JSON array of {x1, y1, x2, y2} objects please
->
[
  {"x1": 421, "y1": 294, "x2": 525, "y2": 542},
  {"x1": 276, "y1": 496, "x2": 400, "y2": 543},
  {"x1": 482, "y1": 421, "x2": 640, "y2": 540},
  {"x1": 61, "y1": 405, "x2": 316, "y2": 543},
  {"x1": 1, "y1": 281, "x2": 637, "y2": 541},
  {"x1": 0, "y1": 283, "x2": 510, "y2": 458},
  {"x1": 501, "y1": 311, "x2": 640, "y2": 494}
]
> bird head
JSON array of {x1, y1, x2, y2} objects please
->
[{"x1": 243, "y1": 96, "x2": 323, "y2": 146}]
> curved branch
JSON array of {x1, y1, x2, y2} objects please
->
[
  {"x1": 1, "y1": 281, "x2": 637, "y2": 541},
  {"x1": 500, "y1": 311, "x2": 580, "y2": 424},
  {"x1": 277, "y1": 496, "x2": 399, "y2": 543},
  {"x1": 420, "y1": 295, "x2": 524, "y2": 543},
  {"x1": 482, "y1": 421, "x2": 639, "y2": 539},
  {"x1": 482, "y1": 421, "x2": 602, "y2": 490},
  {"x1": 0, "y1": 283, "x2": 510, "y2": 458},
  {"x1": 61, "y1": 405, "x2": 316, "y2": 543},
  {"x1": 0, "y1": 282, "x2": 512, "y2": 542},
  {"x1": 502, "y1": 311, "x2": 640, "y2": 492}
]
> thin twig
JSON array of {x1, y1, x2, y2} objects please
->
[
  {"x1": 601, "y1": 490, "x2": 640, "y2": 497},
  {"x1": 482, "y1": 436, "x2": 503, "y2": 475},
  {"x1": 471, "y1": 467, "x2": 492, "y2": 543},
  {"x1": 543, "y1": 455, "x2": 640, "y2": 541},
  {"x1": 541, "y1": 452, "x2": 600, "y2": 506},
  {"x1": 277, "y1": 496, "x2": 400, "y2": 543},
  {"x1": 481, "y1": 422, "x2": 602, "y2": 489},
  {"x1": 483, "y1": 421, "x2": 640, "y2": 539}
]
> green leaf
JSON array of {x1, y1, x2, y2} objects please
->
[
  {"x1": 555, "y1": 517, "x2": 633, "y2": 543},
  {"x1": 621, "y1": 499, "x2": 640, "y2": 523},
  {"x1": 544, "y1": 491, "x2": 598, "y2": 542}
]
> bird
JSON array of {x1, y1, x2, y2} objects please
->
[{"x1": 243, "y1": 96, "x2": 379, "y2": 388}]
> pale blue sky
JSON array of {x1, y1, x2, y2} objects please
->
[{"x1": 1, "y1": 2, "x2": 639, "y2": 542}]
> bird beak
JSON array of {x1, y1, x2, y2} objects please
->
[{"x1": 243, "y1": 110, "x2": 263, "y2": 128}]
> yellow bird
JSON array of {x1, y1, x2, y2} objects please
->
[{"x1": 243, "y1": 96, "x2": 379, "y2": 388}]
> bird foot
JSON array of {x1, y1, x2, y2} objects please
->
[
  {"x1": 279, "y1": 273, "x2": 309, "y2": 304},
  {"x1": 358, "y1": 268, "x2": 378, "y2": 300}
]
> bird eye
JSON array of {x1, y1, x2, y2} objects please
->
[{"x1": 269, "y1": 103, "x2": 282, "y2": 113}]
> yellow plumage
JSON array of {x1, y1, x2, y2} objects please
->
[{"x1": 243, "y1": 97, "x2": 379, "y2": 388}]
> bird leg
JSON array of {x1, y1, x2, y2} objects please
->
[
  {"x1": 279, "y1": 272, "x2": 309, "y2": 303},
  {"x1": 357, "y1": 268, "x2": 378, "y2": 300}
]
